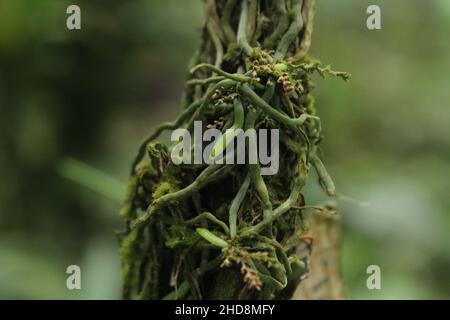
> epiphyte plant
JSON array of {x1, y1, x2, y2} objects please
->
[
  {"x1": 170, "y1": 119, "x2": 281, "y2": 175},
  {"x1": 120, "y1": 0, "x2": 350, "y2": 300}
]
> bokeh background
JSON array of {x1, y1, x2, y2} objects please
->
[{"x1": 1, "y1": 0, "x2": 449, "y2": 299}]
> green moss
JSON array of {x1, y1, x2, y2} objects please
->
[
  {"x1": 120, "y1": 175, "x2": 138, "y2": 219},
  {"x1": 153, "y1": 181, "x2": 176, "y2": 199},
  {"x1": 119, "y1": 227, "x2": 142, "y2": 296}
]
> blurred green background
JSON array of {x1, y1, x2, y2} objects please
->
[{"x1": 0, "y1": 0, "x2": 449, "y2": 299}]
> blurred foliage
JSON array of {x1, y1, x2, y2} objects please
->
[{"x1": 0, "y1": 0, "x2": 449, "y2": 299}]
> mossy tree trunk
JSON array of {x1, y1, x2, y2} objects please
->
[{"x1": 120, "y1": 0, "x2": 348, "y2": 300}]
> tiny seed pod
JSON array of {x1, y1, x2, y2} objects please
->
[{"x1": 196, "y1": 228, "x2": 229, "y2": 248}]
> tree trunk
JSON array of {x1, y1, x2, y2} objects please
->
[
  {"x1": 293, "y1": 213, "x2": 346, "y2": 299},
  {"x1": 119, "y1": 0, "x2": 348, "y2": 300}
]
